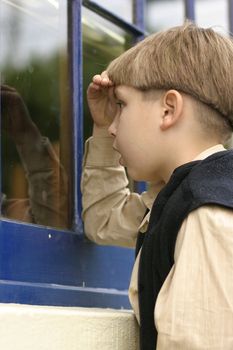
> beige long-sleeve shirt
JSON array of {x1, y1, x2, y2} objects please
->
[
  {"x1": 81, "y1": 131, "x2": 233, "y2": 349},
  {"x1": 2, "y1": 137, "x2": 68, "y2": 228}
]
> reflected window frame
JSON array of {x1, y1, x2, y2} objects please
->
[{"x1": 83, "y1": 0, "x2": 145, "y2": 29}]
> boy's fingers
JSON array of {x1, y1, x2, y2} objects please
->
[
  {"x1": 93, "y1": 75, "x2": 102, "y2": 84},
  {"x1": 92, "y1": 74, "x2": 109, "y2": 87},
  {"x1": 100, "y1": 70, "x2": 108, "y2": 79},
  {"x1": 87, "y1": 83, "x2": 101, "y2": 98},
  {"x1": 101, "y1": 78, "x2": 110, "y2": 86},
  {"x1": 89, "y1": 82, "x2": 100, "y2": 91},
  {"x1": 92, "y1": 71, "x2": 113, "y2": 87},
  {"x1": 101, "y1": 71, "x2": 114, "y2": 86}
]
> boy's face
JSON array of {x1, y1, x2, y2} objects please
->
[{"x1": 109, "y1": 85, "x2": 165, "y2": 182}]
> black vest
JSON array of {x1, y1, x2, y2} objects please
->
[{"x1": 137, "y1": 150, "x2": 233, "y2": 350}]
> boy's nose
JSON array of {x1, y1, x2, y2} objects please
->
[{"x1": 108, "y1": 118, "x2": 117, "y2": 137}]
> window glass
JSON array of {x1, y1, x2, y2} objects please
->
[
  {"x1": 145, "y1": 0, "x2": 184, "y2": 33},
  {"x1": 82, "y1": 7, "x2": 134, "y2": 139},
  {"x1": 87, "y1": 0, "x2": 133, "y2": 23},
  {"x1": 196, "y1": 0, "x2": 229, "y2": 34},
  {"x1": 0, "y1": 0, "x2": 72, "y2": 229}
]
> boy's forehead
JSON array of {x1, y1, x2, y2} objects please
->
[{"x1": 114, "y1": 85, "x2": 134, "y2": 98}]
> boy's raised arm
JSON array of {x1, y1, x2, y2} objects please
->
[{"x1": 81, "y1": 73, "x2": 159, "y2": 247}]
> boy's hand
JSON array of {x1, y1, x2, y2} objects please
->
[
  {"x1": 1, "y1": 85, "x2": 41, "y2": 145},
  {"x1": 87, "y1": 71, "x2": 117, "y2": 129}
]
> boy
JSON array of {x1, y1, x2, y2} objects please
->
[{"x1": 81, "y1": 23, "x2": 233, "y2": 349}]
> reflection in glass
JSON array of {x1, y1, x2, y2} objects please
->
[
  {"x1": 88, "y1": 0, "x2": 133, "y2": 23},
  {"x1": 82, "y1": 7, "x2": 134, "y2": 139},
  {"x1": 0, "y1": 0, "x2": 72, "y2": 229}
]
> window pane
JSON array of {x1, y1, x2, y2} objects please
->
[
  {"x1": 87, "y1": 0, "x2": 133, "y2": 23},
  {"x1": 83, "y1": 7, "x2": 135, "y2": 139},
  {"x1": 196, "y1": 0, "x2": 229, "y2": 34},
  {"x1": 0, "y1": 0, "x2": 72, "y2": 229},
  {"x1": 145, "y1": 0, "x2": 184, "y2": 33}
]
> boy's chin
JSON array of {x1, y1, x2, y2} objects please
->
[
  {"x1": 128, "y1": 168, "x2": 161, "y2": 183},
  {"x1": 127, "y1": 169, "x2": 147, "y2": 182},
  {"x1": 119, "y1": 156, "x2": 125, "y2": 167}
]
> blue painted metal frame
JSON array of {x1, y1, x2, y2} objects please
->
[
  {"x1": 0, "y1": 87, "x2": 2, "y2": 218},
  {"x1": 184, "y1": 0, "x2": 195, "y2": 21},
  {"x1": 0, "y1": 220, "x2": 134, "y2": 308},
  {"x1": 133, "y1": 0, "x2": 147, "y2": 192},
  {"x1": 0, "y1": 0, "x2": 144, "y2": 309},
  {"x1": 134, "y1": 0, "x2": 145, "y2": 32},
  {"x1": 229, "y1": 0, "x2": 233, "y2": 34},
  {"x1": 73, "y1": 0, "x2": 84, "y2": 232}
]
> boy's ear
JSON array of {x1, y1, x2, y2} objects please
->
[{"x1": 160, "y1": 90, "x2": 183, "y2": 131}]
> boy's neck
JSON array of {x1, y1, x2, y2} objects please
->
[{"x1": 162, "y1": 142, "x2": 224, "y2": 183}]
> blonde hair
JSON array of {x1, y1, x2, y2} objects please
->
[{"x1": 107, "y1": 22, "x2": 233, "y2": 140}]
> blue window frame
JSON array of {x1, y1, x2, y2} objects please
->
[
  {"x1": 228, "y1": 0, "x2": 233, "y2": 32},
  {"x1": 185, "y1": 0, "x2": 195, "y2": 20}
]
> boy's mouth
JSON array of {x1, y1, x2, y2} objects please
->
[
  {"x1": 113, "y1": 145, "x2": 120, "y2": 153},
  {"x1": 113, "y1": 146, "x2": 125, "y2": 166}
]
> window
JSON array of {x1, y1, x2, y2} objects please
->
[
  {"x1": 0, "y1": 0, "x2": 144, "y2": 309},
  {"x1": 0, "y1": 0, "x2": 72, "y2": 229}
]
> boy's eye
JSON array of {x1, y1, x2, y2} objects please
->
[{"x1": 116, "y1": 101, "x2": 124, "y2": 109}]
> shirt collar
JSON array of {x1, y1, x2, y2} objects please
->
[
  {"x1": 139, "y1": 144, "x2": 226, "y2": 234},
  {"x1": 193, "y1": 144, "x2": 226, "y2": 161}
]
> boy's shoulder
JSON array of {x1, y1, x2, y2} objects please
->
[
  {"x1": 147, "y1": 149, "x2": 233, "y2": 231},
  {"x1": 185, "y1": 149, "x2": 233, "y2": 210}
]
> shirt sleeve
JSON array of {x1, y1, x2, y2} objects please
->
[
  {"x1": 155, "y1": 205, "x2": 233, "y2": 350},
  {"x1": 16, "y1": 136, "x2": 68, "y2": 228},
  {"x1": 81, "y1": 130, "x2": 162, "y2": 248}
]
